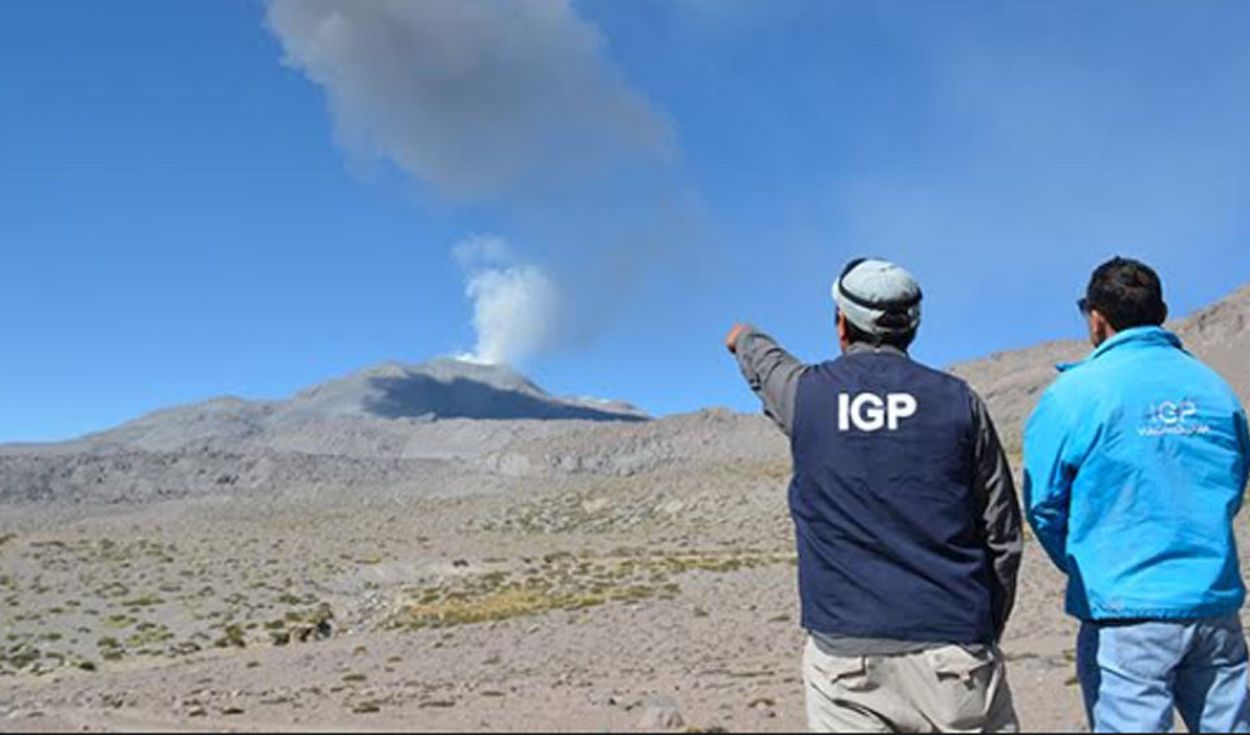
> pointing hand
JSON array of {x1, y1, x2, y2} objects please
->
[{"x1": 725, "y1": 324, "x2": 749, "y2": 355}]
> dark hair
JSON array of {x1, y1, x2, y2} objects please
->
[
  {"x1": 1085, "y1": 257, "x2": 1167, "y2": 331},
  {"x1": 843, "y1": 316, "x2": 917, "y2": 351}
]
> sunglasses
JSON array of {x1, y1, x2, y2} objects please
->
[{"x1": 1077, "y1": 297, "x2": 1093, "y2": 317}]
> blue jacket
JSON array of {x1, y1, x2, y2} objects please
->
[{"x1": 1024, "y1": 327, "x2": 1250, "y2": 621}]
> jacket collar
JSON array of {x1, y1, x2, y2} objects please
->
[
  {"x1": 846, "y1": 342, "x2": 909, "y2": 358},
  {"x1": 1057, "y1": 326, "x2": 1183, "y2": 373}
]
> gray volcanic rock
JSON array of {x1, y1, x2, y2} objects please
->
[
  {"x1": 0, "y1": 449, "x2": 457, "y2": 505},
  {"x1": 1178, "y1": 284, "x2": 1250, "y2": 398},
  {"x1": 60, "y1": 359, "x2": 647, "y2": 456},
  {"x1": 0, "y1": 359, "x2": 649, "y2": 504},
  {"x1": 486, "y1": 408, "x2": 786, "y2": 478},
  {"x1": 289, "y1": 359, "x2": 646, "y2": 422}
]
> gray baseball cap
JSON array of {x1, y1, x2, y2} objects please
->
[{"x1": 832, "y1": 258, "x2": 923, "y2": 337}]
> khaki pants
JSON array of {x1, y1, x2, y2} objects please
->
[{"x1": 803, "y1": 637, "x2": 1019, "y2": 733}]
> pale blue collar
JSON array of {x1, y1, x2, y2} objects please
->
[{"x1": 1057, "y1": 326, "x2": 1182, "y2": 373}]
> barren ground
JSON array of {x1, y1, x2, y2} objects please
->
[{"x1": 3, "y1": 450, "x2": 1208, "y2": 734}]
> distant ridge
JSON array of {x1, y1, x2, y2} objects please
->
[
  {"x1": 951, "y1": 282, "x2": 1250, "y2": 451},
  {"x1": 0, "y1": 283, "x2": 1244, "y2": 507},
  {"x1": 289, "y1": 358, "x2": 647, "y2": 422},
  {"x1": 0, "y1": 358, "x2": 645, "y2": 456}
]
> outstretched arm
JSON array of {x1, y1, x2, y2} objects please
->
[
  {"x1": 726, "y1": 324, "x2": 806, "y2": 437},
  {"x1": 969, "y1": 392, "x2": 1023, "y2": 642}
]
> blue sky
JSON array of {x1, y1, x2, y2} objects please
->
[{"x1": 3, "y1": 1, "x2": 1249, "y2": 442}]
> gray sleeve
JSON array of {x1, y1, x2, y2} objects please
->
[
  {"x1": 969, "y1": 390, "x2": 1023, "y2": 641},
  {"x1": 732, "y1": 326, "x2": 806, "y2": 437}
]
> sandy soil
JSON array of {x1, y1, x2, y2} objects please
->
[{"x1": 1, "y1": 457, "x2": 1182, "y2": 734}]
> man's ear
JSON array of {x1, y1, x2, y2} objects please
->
[
  {"x1": 1088, "y1": 309, "x2": 1111, "y2": 347},
  {"x1": 1160, "y1": 302, "x2": 1169, "y2": 324}
]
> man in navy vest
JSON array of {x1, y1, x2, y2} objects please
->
[{"x1": 727, "y1": 258, "x2": 1022, "y2": 733}]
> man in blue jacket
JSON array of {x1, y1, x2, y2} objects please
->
[{"x1": 1025, "y1": 257, "x2": 1250, "y2": 733}]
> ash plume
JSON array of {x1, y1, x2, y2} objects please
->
[
  {"x1": 264, "y1": 0, "x2": 672, "y2": 200},
  {"x1": 265, "y1": 0, "x2": 690, "y2": 365},
  {"x1": 264, "y1": 0, "x2": 687, "y2": 365}
]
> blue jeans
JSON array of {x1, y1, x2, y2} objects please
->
[{"x1": 1077, "y1": 615, "x2": 1250, "y2": 733}]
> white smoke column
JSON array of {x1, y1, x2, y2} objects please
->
[
  {"x1": 264, "y1": 0, "x2": 672, "y2": 199},
  {"x1": 454, "y1": 236, "x2": 562, "y2": 365}
]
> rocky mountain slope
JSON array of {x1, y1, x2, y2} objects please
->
[
  {"x1": 78, "y1": 358, "x2": 646, "y2": 452},
  {"x1": 0, "y1": 359, "x2": 652, "y2": 504},
  {"x1": 951, "y1": 283, "x2": 1250, "y2": 450},
  {"x1": 1, "y1": 284, "x2": 1245, "y2": 506}
]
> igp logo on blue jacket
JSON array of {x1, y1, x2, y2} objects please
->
[{"x1": 1024, "y1": 327, "x2": 1250, "y2": 621}]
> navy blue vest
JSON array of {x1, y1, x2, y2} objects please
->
[{"x1": 789, "y1": 350, "x2": 995, "y2": 644}]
